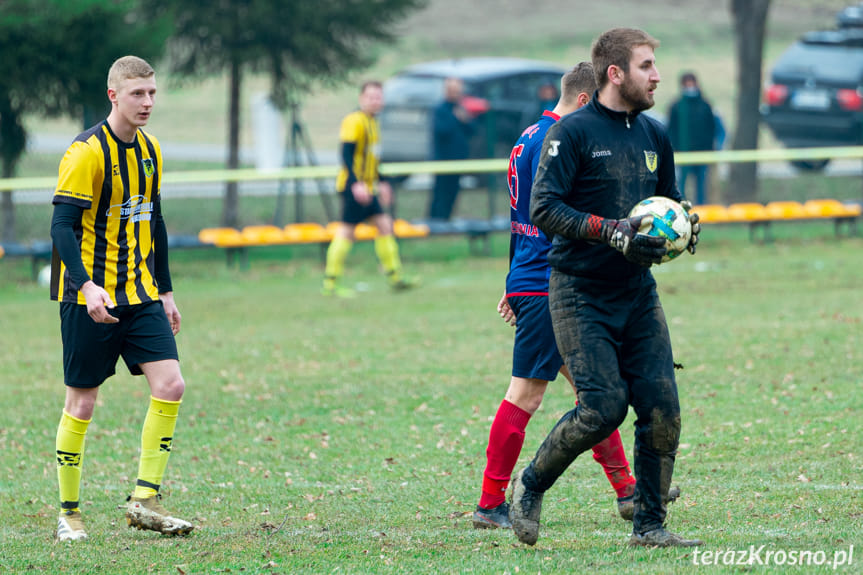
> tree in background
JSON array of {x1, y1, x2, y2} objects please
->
[
  {"x1": 728, "y1": 0, "x2": 770, "y2": 203},
  {"x1": 151, "y1": 0, "x2": 426, "y2": 229},
  {"x1": 0, "y1": 0, "x2": 167, "y2": 242}
]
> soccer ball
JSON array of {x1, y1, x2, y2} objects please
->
[
  {"x1": 38, "y1": 265, "x2": 52, "y2": 287},
  {"x1": 628, "y1": 196, "x2": 693, "y2": 263}
]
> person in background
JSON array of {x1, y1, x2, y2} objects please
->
[
  {"x1": 536, "y1": 82, "x2": 559, "y2": 114},
  {"x1": 666, "y1": 72, "x2": 716, "y2": 205},
  {"x1": 429, "y1": 77, "x2": 475, "y2": 221},
  {"x1": 322, "y1": 81, "x2": 417, "y2": 297}
]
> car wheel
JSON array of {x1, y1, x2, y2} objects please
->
[{"x1": 790, "y1": 159, "x2": 830, "y2": 172}]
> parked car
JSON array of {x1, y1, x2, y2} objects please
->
[
  {"x1": 379, "y1": 57, "x2": 566, "y2": 166},
  {"x1": 761, "y1": 22, "x2": 863, "y2": 171}
]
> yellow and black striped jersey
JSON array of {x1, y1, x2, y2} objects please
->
[
  {"x1": 51, "y1": 121, "x2": 163, "y2": 305},
  {"x1": 335, "y1": 110, "x2": 380, "y2": 192}
]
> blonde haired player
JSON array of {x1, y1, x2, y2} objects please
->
[{"x1": 50, "y1": 55, "x2": 193, "y2": 541}]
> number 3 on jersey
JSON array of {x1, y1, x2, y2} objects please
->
[{"x1": 508, "y1": 143, "x2": 524, "y2": 210}]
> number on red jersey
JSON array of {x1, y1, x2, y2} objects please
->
[{"x1": 508, "y1": 143, "x2": 524, "y2": 210}]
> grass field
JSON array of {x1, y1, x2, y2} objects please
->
[{"x1": 1, "y1": 226, "x2": 860, "y2": 574}]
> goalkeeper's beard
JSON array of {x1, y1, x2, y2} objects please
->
[{"x1": 619, "y1": 77, "x2": 655, "y2": 113}]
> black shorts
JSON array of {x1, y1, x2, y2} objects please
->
[
  {"x1": 509, "y1": 295, "x2": 564, "y2": 381},
  {"x1": 340, "y1": 186, "x2": 384, "y2": 225},
  {"x1": 59, "y1": 300, "x2": 179, "y2": 388}
]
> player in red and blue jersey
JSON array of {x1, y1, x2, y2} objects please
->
[{"x1": 473, "y1": 63, "x2": 644, "y2": 529}]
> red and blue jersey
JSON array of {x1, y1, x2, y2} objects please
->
[{"x1": 505, "y1": 110, "x2": 560, "y2": 297}]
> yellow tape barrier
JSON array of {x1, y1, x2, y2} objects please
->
[{"x1": 3, "y1": 146, "x2": 863, "y2": 192}]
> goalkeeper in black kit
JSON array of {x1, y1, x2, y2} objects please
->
[{"x1": 508, "y1": 27, "x2": 702, "y2": 548}]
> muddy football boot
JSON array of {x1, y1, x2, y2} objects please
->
[
  {"x1": 57, "y1": 510, "x2": 87, "y2": 542},
  {"x1": 125, "y1": 495, "x2": 194, "y2": 535},
  {"x1": 629, "y1": 527, "x2": 702, "y2": 547},
  {"x1": 509, "y1": 468, "x2": 544, "y2": 545}
]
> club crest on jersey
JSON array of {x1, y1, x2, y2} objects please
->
[
  {"x1": 643, "y1": 151, "x2": 658, "y2": 173},
  {"x1": 142, "y1": 158, "x2": 155, "y2": 178}
]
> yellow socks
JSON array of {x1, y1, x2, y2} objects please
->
[
  {"x1": 56, "y1": 411, "x2": 90, "y2": 513},
  {"x1": 374, "y1": 235, "x2": 402, "y2": 282},
  {"x1": 324, "y1": 236, "x2": 354, "y2": 288},
  {"x1": 133, "y1": 397, "x2": 181, "y2": 499}
]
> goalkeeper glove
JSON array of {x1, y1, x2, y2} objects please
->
[
  {"x1": 680, "y1": 200, "x2": 701, "y2": 255},
  {"x1": 600, "y1": 214, "x2": 667, "y2": 267}
]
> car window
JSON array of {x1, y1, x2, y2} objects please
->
[
  {"x1": 384, "y1": 75, "x2": 446, "y2": 106},
  {"x1": 476, "y1": 73, "x2": 563, "y2": 102},
  {"x1": 777, "y1": 42, "x2": 863, "y2": 83},
  {"x1": 509, "y1": 73, "x2": 562, "y2": 101}
]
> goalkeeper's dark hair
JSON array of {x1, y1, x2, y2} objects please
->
[
  {"x1": 591, "y1": 28, "x2": 659, "y2": 89},
  {"x1": 560, "y1": 62, "x2": 596, "y2": 106}
]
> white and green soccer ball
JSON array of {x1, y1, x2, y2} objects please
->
[{"x1": 629, "y1": 196, "x2": 693, "y2": 263}]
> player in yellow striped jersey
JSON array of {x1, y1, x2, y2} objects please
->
[
  {"x1": 322, "y1": 81, "x2": 417, "y2": 297},
  {"x1": 50, "y1": 56, "x2": 193, "y2": 541}
]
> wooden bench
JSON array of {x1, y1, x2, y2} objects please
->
[{"x1": 691, "y1": 199, "x2": 861, "y2": 242}]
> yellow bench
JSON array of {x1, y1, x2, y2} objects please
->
[
  {"x1": 691, "y1": 199, "x2": 860, "y2": 241},
  {"x1": 197, "y1": 219, "x2": 430, "y2": 266}
]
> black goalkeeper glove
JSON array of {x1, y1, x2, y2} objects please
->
[
  {"x1": 680, "y1": 200, "x2": 701, "y2": 255},
  {"x1": 600, "y1": 214, "x2": 667, "y2": 267}
]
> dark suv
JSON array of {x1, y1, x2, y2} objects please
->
[
  {"x1": 762, "y1": 14, "x2": 863, "y2": 170},
  {"x1": 379, "y1": 57, "x2": 565, "y2": 165}
]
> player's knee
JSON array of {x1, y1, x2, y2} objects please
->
[
  {"x1": 577, "y1": 398, "x2": 627, "y2": 441},
  {"x1": 505, "y1": 378, "x2": 548, "y2": 415},
  {"x1": 153, "y1": 373, "x2": 185, "y2": 401},
  {"x1": 64, "y1": 394, "x2": 97, "y2": 420}
]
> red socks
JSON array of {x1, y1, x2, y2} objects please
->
[
  {"x1": 478, "y1": 399, "x2": 636, "y2": 508},
  {"x1": 591, "y1": 428, "x2": 636, "y2": 498},
  {"x1": 479, "y1": 400, "x2": 531, "y2": 509}
]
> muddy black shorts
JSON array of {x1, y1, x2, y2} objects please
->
[
  {"x1": 59, "y1": 300, "x2": 178, "y2": 388},
  {"x1": 340, "y1": 186, "x2": 384, "y2": 225}
]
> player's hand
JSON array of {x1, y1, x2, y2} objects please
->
[
  {"x1": 680, "y1": 200, "x2": 701, "y2": 255},
  {"x1": 601, "y1": 215, "x2": 666, "y2": 266},
  {"x1": 497, "y1": 293, "x2": 516, "y2": 326},
  {"x1": 81, "y1": 281, "x2": 119, "y2": 324},
  {"x1": 378, "y1": 181, "x2": 393, "y2": 208},
  {"x1": 454, "y1": 105, "x2": 471, "y2": 124},
  {"x1": 351, "y1": 182, "x2": 372, "y2": 206},
  {"x1": 159, "y1": 292, "x2": 182, "y2": 335}
]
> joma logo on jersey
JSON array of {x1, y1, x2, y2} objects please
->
[
  {"x1": 142, "y1": 158, "x2": 155, "y2": 178},
  {"x1": 644, "y1": 151, "x2": 658, "y2": 173},
  {"x1": 547, "y1": 140, "x2": 561, "y2": 157}
]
